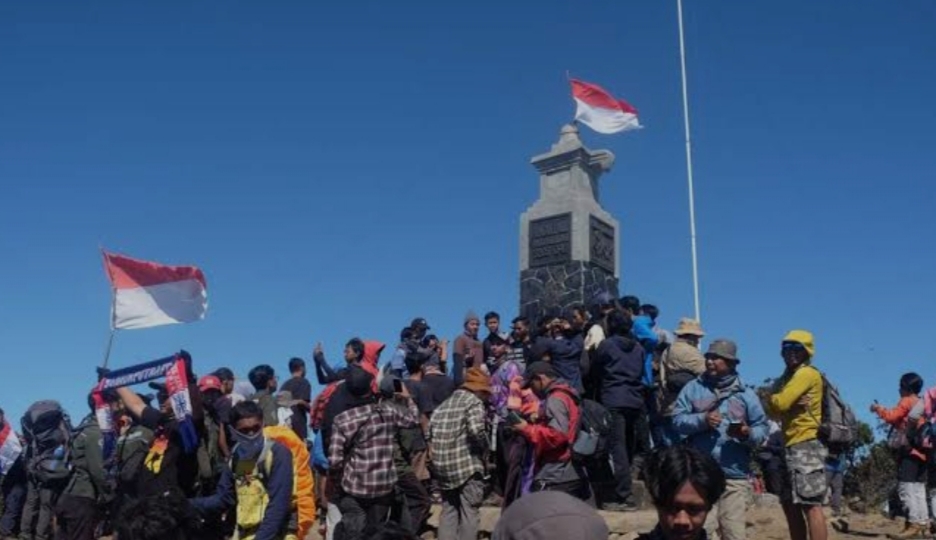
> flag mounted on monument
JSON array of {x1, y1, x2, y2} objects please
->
[
  {"x1": 571, "y1": 79, "x2": 641, "y2": 134},
  {"x1": 102, "y1": 251, "x2": 208, "y2": 330}
]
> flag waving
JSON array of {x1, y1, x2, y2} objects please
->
[
  {"x1": 103, "y1": 251, "x2": 208, "y2": 330},
  {"x1": 571, "y1": 79, "x2": 641, "y2": 134}
]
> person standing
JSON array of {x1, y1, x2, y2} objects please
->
[
  {"x1": 764, "y1": 331, "x2": 827, "y2": 540},
  {"x1": 248, "y1": 365, "x2": 279, "y2": 428},
  {"x1": 655, "y1": 319, "x2": 707, "y2": 447},
  {"x1": 453, "y1": 312, "x2": 485, "y2": 385},
  {"x1": 280, "y1": 358, "x2": 312, "y2": 442},
  {"x1": 430, "y1": 368, "x2": 491, "y2": 540},
  {"x1": 673, "y1": 340, "x2": 769, "y2": 540}
]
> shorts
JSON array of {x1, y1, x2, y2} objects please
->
[{"x1": 780, "y1": 439, "x2": 828, "y2": 506}]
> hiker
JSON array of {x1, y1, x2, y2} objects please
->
[
  {"x1": 593, "y1": 310, "x2": 645, "y2": 511},
  {"x1": 389, "y1": 328, "x2": 416, "y2": 379},
  {"x1": 655, "y1": 318, "x2": 707, "y2": 447},
  {"x1": 483, "y1": 312, "x2": 509, "y2": 373},
  {"x1": 765, "y1": 330, "x2": 827, "y2": 540},
  {"x1": 248, "y1": 365, "x2": 280, "y2": 428},
  {"x1": 279, "y1": 358, "x2": 312, "y2": 441},
  {"x1": 505, "y1": 316, "x2": 533, "y2": 372},
  {"x1": 430, "y1": 368, "x2": 492, "y2": 540},
  {"x1": 413, "y1": 349, "x2": 455, "y2": 422},
  {"x1": 618, "y1": 295, "x2": 657, "y2": 477},
  {"x1": 19, "y1": 400, "x2": 72, "y2": 540},
  {"x1": 113, "y1": 490, "x2": 201, "y2": 540},
  {"x1": 672, "y1": 339, "x2": 769, "y2": 540},
  {"x1": 825, "y1": 451, "x2": 846, "y2": 518},
  {"x1": 453, "y1": 311, "x2": 485, "y2": 385},
  {"x1": 515, "y1": 362, "x2": 592, "y2": 503},
  {"x1": 583, "y1": 292, "x2": 617, "y2": 401},
  {"x1": 313, "y1": 339, "x2": 381, "y2": 387},
  {"x1": 491, "y1": 491, "x2": 610, "y2": 540},
  {"x1": 420, "y1": 334, "x2": 448, "y2": 374},
  {"x1": 213, "y1": 367, "x2": 245, "y2": 405},
  {"x1": 0, "y1": 408, "x2": 26, "y2": 540},
  {"x1": 872, "y1": 372, "x2": 928, "y2": 538},
  {"x1": 55, "y1": 389, "x2": 120, "y2": 540},
  {"x1": 328, "y1": 370, "x2": 419, "y2": 540},
  {"x1": 639, "y1": 445, "x2": 727, "y2": 540}
]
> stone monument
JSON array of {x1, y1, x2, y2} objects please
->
[{"x1": 519, "y1": 123, "x2": 620, "y2": 322}]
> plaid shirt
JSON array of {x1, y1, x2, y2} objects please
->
[
  {"x1": 429, "y1": 389, "x2": 488, "y2": 490},
  {"x1": 329, "y1": 400, "x2": 418, "y2": 498}
]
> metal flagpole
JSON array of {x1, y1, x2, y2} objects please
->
[{"x1": 677, "y1": 0, "x2": 702, "y2": 322}]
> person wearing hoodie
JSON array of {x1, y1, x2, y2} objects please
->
[
  {"x1": 594, "y1": 310, "x2": 646, "y2": 511},
  {"x1": 672, "y1": 340, "x2": 769, "y2": 540},
  {"x1": 312, "y1": 339, "x2": 382, "y2": 387},
  {"x1": 872, "y1": 372, "x2": 928, "y2": 539},
  {"x1": 453, "y1": 311, "x2": 486, "y2": 386},
  {"x1": 491, "y1": 491, "x2": 609, "y2": 540},
  {"x1": 514, "y1": 362, "x2": 591, "y2": 503},
  {"x1": 655, "y1": 319, "x2": 707, "y2": 448}
]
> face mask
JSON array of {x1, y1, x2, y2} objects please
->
[{"x1": 232, "y1": 429, "x2": 264, "y2": 460}]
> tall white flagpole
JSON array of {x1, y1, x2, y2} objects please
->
[{"x1": 677, "y1": 0, "x2": 702, "y2": 322}]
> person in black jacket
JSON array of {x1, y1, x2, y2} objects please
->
[{"x1": 594, "y1": 310, "x2": 646, "y2": 512}]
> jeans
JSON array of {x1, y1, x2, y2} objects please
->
[
  {"x1": 1, "y1": 468, "x2": 27, "y2": 537},
  {"x1": 391, "y1": 472, "x2": 430, "y2": 535},
  {"x1": 704, "y1": 479, "x2": 749, "y2": 540},
  {"x1": 335, "y1": 494, "x2": 391, "y2": 540},
  {"x1": 607, "y1": 407, "x2": 641, "y2": 502},
  {"x1": 440, "y1": 475, "x2": 485, "y2": 540},
  {"x1": 898, "y1": 482, "x2": 928, "y2": 526},
  {"x1": 54, "y1": 495, "x2": 98, "y2": 540},
  {"x1": 19, "y1": 476, "x2": 57, "y2": 540}
]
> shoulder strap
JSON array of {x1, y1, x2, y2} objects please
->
[{"x1": 257, "y1": 440, "x2": 276, "y2": 479}]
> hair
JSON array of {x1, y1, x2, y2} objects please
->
[
  {"x1": 400, "y1": 327, "x2": 415, "y2": 341},
  {"x1": 900, "y1": 372, "x2": 924, "y2": 395},
  {"x1": 511, "y1": 316, "x2": 530, "y2": 328},
  {"x1": 213, "y1": 368, "x2": 235, "y2": 382},
  {"x1": 361, "y1": 521, "x2": 419, "y2": 540},
  {"x1": 230, "y1": 400, "x2": 264, "y2": 426},
  {"x1": 620, "y1": 295, "x2": 641, "y2": 314},
  {"x1": 570, "y1": 304, "x2": 588, "y2": 318},
  {"x1": 248, "y1": 364, "x2": 275, "y2": 391},
  {"x1": 529, "y1": 341, "x2": 552, "y2": 363},
  {"x1": 114, "y1": 491, "x2": 200, "y2": 540},
  {"x1": 644, "y1": 445, "x2": 726, "y2": 511},
  {"x1": 86, "y1": 389, "x2": 118, "y2": 413},
  {"x1": 404, "y1": 351, "x2": 427, "y2": 376},
  {"x1": 346, "y1": 338, "x2": 365, "y2": 361},
  {"x1": 288, "y1": 357, "x2": 305, "y2": 374},
  {"x1": 641, "y1": 304, "x2": 660, "y2": 322},
  {"x1": 484, "y1": 311, "x2": 500, "y2": 323},
  {"x1": 607, "y1": 310, "x2": 634, "y2": 337}
]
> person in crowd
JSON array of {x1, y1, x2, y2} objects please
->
[
  {"x1": 410, "y1": 318, "x2": 431, "y2": 344},
  {"x1": 420, "y1": 334, "x2": 448, "y2": 374},
  {"x1": 872, "y1": 373, "x2": 928, "y2": 539},
  {"x1": 583, "y1": 292, "x2": 617, "y2": 400},
  {"x1": 54, "y1": 389, "x2": 120, "y2": 540},
  {"x1": 0, "y1": 408, "x2": 27, "y2": 540},
  {"x1": 765, "y1": 331, "x2": 827, "y2": 540},
  {"x1": 638, "y1": 445, "x2": 727, "y2": 540},
  {"x1": 430, "y1": 368, "x2": 491, "y2": 540},
  {"x1": 642, "y1": 304, "x2": 670, "y2": 345},
  {"x1": 825, "y1": 451, "x2": 846, "y2": 518},
  {"x1": 594, "y1": 310, "x2": 645, "y2": 511},
  {"x1": 113, "y1": 491, "x2": 201, "y2": 540},
  {"x1": 453, "y1": 311, "x2": 485, "y2": 385},
  {"x1": 619, "y1": 295, "x2": 657, "y2": 476},
  {"x1": 491, "y1": 491, "x2": 609, "y2": 540},
  {"x1": 673, "y1": 339, "x2": 769, "y2": 540},
  {"x1": 655, "y1": 318, "x2": 707, "y2": 447},
  {"x1": 515, "y1": 362, "x2": 591, "y2": 503},
  {"x1": 198, "y1": 375, "x2": 229, "y2": 466},
  {"x1": 389, "y1": 328, "x2": 415, "y2": 379},
  {"x1": 415, "y1": 349, "x2": 456, "y2": 423},
  {"x1": 248, "y1": 365, "x2": 279, "y2": 427},
  {"x1": 313, "y1": 339, "x2": 381, "y2": 387},
  {"x1": 328, "y1": 371, "x2": 419, "y2": 540},
  {"x1": 19, "y1": 404, "x2": 69, "y2": 540},
  {"x1": 506, "y1": 316, "x2": 533, "y2": 371},
  {"x1": 280, "y1": 358, "x2": 312, "y2": 441},
  {"x1": 755, "y1": 421, "x2": 786, "y2": 498},
  {"x1": 483, "y1": 312, "x2": 509, "y2": 373},
  {"x1": 213, "y1": 368, "x2": 245, "y2": 405}
]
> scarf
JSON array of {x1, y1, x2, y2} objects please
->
[{"x1": 100, "y1": 353, "x2": 198, "y2": 453}]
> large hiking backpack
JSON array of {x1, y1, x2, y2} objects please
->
[
  {"x1": 21, "y1": 400, "x2": 72, "y2": 484},
  {"x1": 551, "y1": 388, "x2": 612, "y2": 461},
  {"x1": 815, "y1": 371, "x2": 859, "y2": 449},
  {"x1": 116, "y1": 425, "x2": 156, "y2": 490}
]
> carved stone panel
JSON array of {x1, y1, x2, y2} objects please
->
[
  {"x1": 529, "y1": 213, "x2": 572, "y2": 268},
  {"x1": 590, "y1": 215, "x2": 615, "y2": 274}
]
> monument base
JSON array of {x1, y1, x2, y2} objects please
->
[{"x1": 520, "y1": 261, "x2": 619, "y2": 323}]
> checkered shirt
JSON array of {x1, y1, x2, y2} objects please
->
[{"x1": 429, "y1": 389, "x2": 489, "y2": 490}]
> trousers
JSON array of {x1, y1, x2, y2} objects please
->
[
  {"x1": 898, "y1": 482, "x2": 928, "y2": 525},
  {"x1": 54, "y1": 495, "x2": 98, "y2": 540},
  {"x1": 1, "y1": 467, "x2": 28, "y2": 537},
  {"x1": 19, "y1": 476, "x2": 57, "y2": 540},
  {"x1": 704, "y1": 479, "x2": 749, "y2": 540},
  {"x1": 334, "y1": 493, "x2": 391, "y2": 540},
  {"x1": 439, "y1": 475, "x2": 485, "y2": 540}
]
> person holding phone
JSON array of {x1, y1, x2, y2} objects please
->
[{"x1": 672, "y1": 339, "x2": 769, "y2": 540}]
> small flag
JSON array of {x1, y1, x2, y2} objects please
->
[
  {"x1": 0, "y1": 420, "x2": 23, "y2": 475},
  {"x1": 571, "y1": 79, "x2": 641, "y2": 134},
  {"x1": 103, "y1": 251, "x2": 208, "y2": 330}
]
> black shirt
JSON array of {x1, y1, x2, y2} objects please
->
[
  {"x1": 418, "y1": 373, "x2": 456, "y2": 417},
  {"x1": 280, "y1": 376, "x2": 312, "y2": 440}
]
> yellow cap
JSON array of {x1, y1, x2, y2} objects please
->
[{"x1": 783, "y1": 330, "x2": 815, "y2": 358}]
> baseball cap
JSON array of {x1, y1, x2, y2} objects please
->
[
  {"x1": 522, "y1": 361, "x2": 559, "y2": 389},
  {"x1": 410, "y1": 317, "x2": 430, "y2": 330},
  {"x1": 198, "y1": 375, "x2": 223, "y2": 393}
]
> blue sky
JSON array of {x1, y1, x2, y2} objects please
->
[{"x1": 1, "y1": 1, "x2": 934, "y2": 427}]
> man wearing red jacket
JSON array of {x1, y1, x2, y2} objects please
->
[{"x1": 513, "y1": 362, "x2": 592, "y2": 504}]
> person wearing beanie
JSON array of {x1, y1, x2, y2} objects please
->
[
  {"x1": 765, "y1": 330, "x2": 827, "y2": 540},
  {"x1": 453, "y1": 311, "x2": 485, "y2": 387},
  {"x1": 429, "y1": 368, "x2": 492, "y2": 540},
  {"x1": 491, "y1": 491, "x2": 609, "y2": 540}
]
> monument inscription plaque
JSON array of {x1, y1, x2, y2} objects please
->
[
  {"x1": 529, "y1": 213, "x2": 572, "y2": 268},
  {"x1": 590, "y1": 216, "x2": 615, "y2": 274}
]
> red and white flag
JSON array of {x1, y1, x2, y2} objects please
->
[
  {"x1": 571, "y1": 79, "x2": 641, "y2": 134},
  {"x1": 103, "y1": 251, "x2": 208, "y2": 330},
  {"x1": 0, "y1": 421, "x2": 23, "y2": 475}
]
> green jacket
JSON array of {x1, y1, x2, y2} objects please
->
[{"x1": 63, "y1": 414, "x2": 110, "y2": 501}]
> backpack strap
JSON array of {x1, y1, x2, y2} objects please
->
[
  {"x1": 257, "y1": 440, "x2": 276, "y2": 480},
  {"x1": 546, "y1": 387, "x2": 581, "y2": 444}
]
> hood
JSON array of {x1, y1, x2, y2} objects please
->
[
  {"x1": 492, "y1": 491, "x2": 608, "y2": 540},
  {"x1": 614, "y1": 334, "x2": 638, "y2": 353},
  {"x1": 362, "y1": 341, "x2": 386, "y2": 369}
]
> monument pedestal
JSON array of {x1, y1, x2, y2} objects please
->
[{"x1": 519, "y1": 124, "x2": 620, "y2": 322}]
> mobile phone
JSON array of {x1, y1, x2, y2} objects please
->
[
  {"x1": 393, "y1": 379, "x2": 404, "y2": 393},
  {"x1": 507, "y1": 411, "x2": 523, "y2": 425}
]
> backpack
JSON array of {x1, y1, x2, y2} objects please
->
[
  {"x1": 310, "y1": 382, "x2": 341, "y2": 432},
  {"x1": 196, "y1": 415, "x2": 223, "y2": 485},
  {"x1": 21, "y1": 400, "x2": 72, "y2": 484},
  {"x1": 116, "y1": 425, "x2": 155, "y2": 490},
  {"x1": 551, "y1": 388, "x2": 611, "y2": 461},
  {"x1": 812, "y1": 370, "x2": 858, "y2": 449}
]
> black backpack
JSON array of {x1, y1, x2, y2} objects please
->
[
  {"x1": 21, "y1": 400, "x2": 72, "y2": 484},
  {"x1": 551, "y1": 388, "x2": 612, "y2": 462}
]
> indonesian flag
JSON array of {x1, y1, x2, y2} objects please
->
[
  {"x1": 103, "y1": 251, "x2": 208, "y2": 330},
  {"x1": 0, "y1": 421, "x2": 23, "y2": 475},
  {"x1": 571, "y1": 79, "x2": 641, "y2": 134}
]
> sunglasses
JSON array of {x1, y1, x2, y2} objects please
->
[{"x1": 782, "y1": 342, "x2": 806, "y2": 352}]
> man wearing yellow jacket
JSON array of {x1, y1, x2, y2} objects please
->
[{"x1": 765, "y1": 330, "x2": 827, "y2": 540}]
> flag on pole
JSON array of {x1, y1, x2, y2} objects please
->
[
  {"x1": 0, "y1": 420, "x2": 23, "y2": 475},
  {"x1": 103, "y1": 251, "x2": 208, "y2": 330},
  {"x1": 571, "y1": 79, "x2": 641, "y2": 134}
]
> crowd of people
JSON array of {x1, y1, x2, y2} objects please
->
[{"x1": 0, "y1": 291, "x2": 887, "y2": 540}]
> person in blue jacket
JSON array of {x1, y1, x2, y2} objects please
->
[{"x1": 673, "y1": 339, "x2": 768, "y2": 540}]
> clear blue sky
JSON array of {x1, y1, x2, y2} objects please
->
[{"x1": 1, "y1": 1, "x2": 934, "y2": 427}]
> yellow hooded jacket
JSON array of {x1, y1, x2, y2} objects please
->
[{"x1": 766, "y1": 364, "x2": 823, "y2": 447}]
